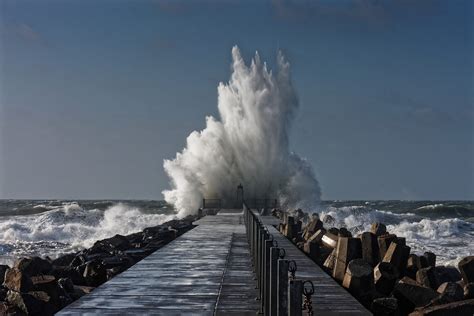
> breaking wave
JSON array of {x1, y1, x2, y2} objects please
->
[
  {"x1": 163, "y1": 46, "x2": 321, "y2": 216},
  {"x1": 0, "y1": 202, "x2": 174, "y2": 263}
]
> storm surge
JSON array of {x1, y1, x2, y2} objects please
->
[{"x1": 163, "y1": 46, "x2": 321, "y2": 216}]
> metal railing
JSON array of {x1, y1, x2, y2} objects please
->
[{"x1": 243, "y1": 202, "x2": 313, "y2": 316}]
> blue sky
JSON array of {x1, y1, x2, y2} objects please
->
[{"x1": 0, "y1": 0, "x2": 472, "y2": 200}]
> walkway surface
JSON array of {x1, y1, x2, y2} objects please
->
[
  {"x1": 58, "y1": 210, "x2": 259, "y2": 315},
  {"x1": 259, "y1": 214, "x2": 371, "y2": 315}
]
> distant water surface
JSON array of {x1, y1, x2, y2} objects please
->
[{"x1": 0, "y1": 200, "x2": 472, "y2": 266}]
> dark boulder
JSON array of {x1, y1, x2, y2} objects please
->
[
  {"x1": 458, "y1": 256, "x2": 474, "y2": 284},
  {"x1": 423, "y1": 252, "x2": 436, "y2": 268},
  {"x1": 333, "y1": 237, "x2": 362, "y2": 282},
  {"x1": 342, "y1": 259, "x2": 374, "y2": 294},
  {"x1": 378, "y1": 234, "x2": 397, "y2": 261},
  {"x1": 51, "y1": 253, "x2": 77, "y2": 267},
  {"x1": 83, "y1": 260, "x2": 107, "y2": 287},
  {"x1": 374, "y1": 262, "x2": 399, "y2": 295},
  {"x1": 436, "y1": 282, "x2": 464, "y2": 303},
  {"x1": 88, "y1": 234, "x2": 132, "y2": 255},
  {"x1": 361, "y1": 232, "x2": 379, "y2": 267},
  {"x1": 3, "y1": 268, "x2": 33, "y2": 292},
  {"x1": 57, "y1": 278, "x2": 74, "y2": 294},
  {"x1": 371, "y1": 297, "x2": 399, "y2": 316},
  {"x1": 338, "y1": 227, "x2": 352, "y2": 238},
  {"x1": 409, "y1": 298, "x2": 474, "y2": 316},
  {"x1": 31, "y1": 275, "x2": 62, "y2": 307},
  {"x1": 371, "y1": 222, "x2": 387, "y2": 236},
  {"x1": 464, "y1": 282, "x2": 474, "y2": 299},
  {"x1": 382, "y1": 242, "x2": 410, "y2": 275},
  {"x1": 392, "y1": 277, "x2": 439, "y2": 315},
  {"x1": 14, "y1": 257, "x2": 52, "y2": 277},
  {"x1": 416, "y1": 267, "x2": 439, "y2": 290},
  {"x1": 0, "y1": 265, "x2": 9, "y2": 284},
  {"x1": 7, "y1": 290, "x2": 55, "y2": 315},
  {"x1": 434, "y1": 266, "x2": 461, "y2": 284}
]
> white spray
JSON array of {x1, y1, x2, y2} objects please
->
[{"x1": 163, "y1": 46, "x2": 321, "y2": 216}]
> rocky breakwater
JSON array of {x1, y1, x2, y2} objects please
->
[
  {"x1": 0, "y1": 217, "x2": 195, "y2": 315},
  {"x1": 274, "y1": 209, "x2": 474, "y2": 316}
]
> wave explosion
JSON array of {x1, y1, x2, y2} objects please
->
[{"x1": 163, "y1": 46, "x2": 321, "y2": 216}]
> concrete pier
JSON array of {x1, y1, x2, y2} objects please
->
[{"x1": 58, "y1": 208, "x2": 371, "y2": 315}]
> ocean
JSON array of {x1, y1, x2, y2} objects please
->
[{"x1": 0, "y1": 200, "x2": 472, "y2": 267}]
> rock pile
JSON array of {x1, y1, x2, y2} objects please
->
[
  {"x1": 274, "y1": 209, "x2": 474, "y2": 315},
  {"x1": 0, "y1": 217, "x2": 195, "y2": 315}
]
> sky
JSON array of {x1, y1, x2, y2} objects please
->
[{"x1": 0, "y1": 0, "x2": 472, "y2": 200}]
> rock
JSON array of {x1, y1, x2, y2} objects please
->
[
  {"x1": 464, "y1": 282, "x2": 474, "y2": 299},
  {"x1": 407, "y1": 254, "x2": 421, "y2": 279},
  {"x1": 88, "y1": 234, "x2": 132, "y2": 255},
  {"x1": 436, "y1": 282, "x2": 464, "y2": 303},
  {"x1": 3, "y1": 268, "x2": 33, "y2": 292},
  {"x1": 333, "y1": 237, "x2": 362, "y2": 282},
  {"x1": 435, "y1": 266, "x2": 461, "y2": 284},
  {"x1": 303, "y1": 241, "x2": 320, "y2": 261},
  {"x1": 371, "y1": 297, "x2": 398, "y2": 316},
  {"x1": 342, "y1": 259, "x2": 373, "y2": 294},
  {"x1": 378, "y1": 234, "x2": 397, "y2": 261},
  {"x1": 31, "y1": 275, "x2": 62, "y2": 307},
  {"x1": 371, "y1": 222, "x2": 387, "y2": 236},
  {"x1": 417, "y1": 267, "x2": 439, "y2": 290},
  {"x1": 321, "y1": 232, "x2": 339, "y2": 249},
  {"x1": 423, "y1": 252, "x2": 436, "y2": 268},
  {"x1": 382, "y1": 242, "x2": 410, "y2": 275},
  {"x1": 323, "y1": 249, "x2": 337, "y2": 271},
  {"x1": 361, "y1": 232, "x2": 379, "y2": 267},
  {"x1": 409, "y1": 298, "x2": 474, "y2": 316},
  {"x1": 51, "y1": 253, "x2": 76, "y2": 267},
  {"x1": 58, "y1": 278, "x2": 74, "y2": 294},
  {"x1": 374, "y1": 262, "x2": 399, "y2": 295},
  {"x1": 328, "y1": 227, "x2": 339, "y2": 235},
  {"x1": 338, "y1": 227, "x2": 352, "y2": 238},
  {"x1": 14, "y1": 257, "x2": 52, "y2": 277},
  {"x1": 0, "y1": 287, "x2": 6, "y2": 301},
  {"x1": 303, "y1": 218, "x2": 323, "y2": 240},
  {"x1": 392, "y1": 277, "x2": 439, "y2": 314},
  {"x1": 458, "y1": 256, "x2": 474, "y2": 284},
  {"x1": 322, "y1": 214, "x2": 335, "y2": 225},
  {"x1": 7, "y1": 290, "x2": 55, "y2": 315},
  {"x1": 51, "y1": 265, "x2": 85, "y2": 285},
  {"x1": 0, "y1": 265, "x2": 9, "y2": 284},
  {"x1": 307, "y1": 228, "x2": 326, "y2": 244},
  {"x1": 83, "y1": 260, "x2": 107, "y2": 287}
]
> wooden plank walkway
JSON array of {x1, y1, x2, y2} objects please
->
[
  {"x1": 57, "y1": 210, "x2": 259, "y2": 315},
  {"x1": 259, "y1": 214, "x2": 372, "y2": 315}
]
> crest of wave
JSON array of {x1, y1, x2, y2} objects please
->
[{"x1": 163, "y1": 46, "x2": 321, "y2": 216}]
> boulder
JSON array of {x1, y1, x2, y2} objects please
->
[
  {"x1": 3, "y1": 268, "x2": 33, "y2": 292},
  {"x1": 371, "y1": 297, "x2": 398, "y2": 316},
  {"x1": 57, "y1": 278, "x2": 74, "y2": 294},
  {"x1": 51, "y1": 265, "x2": 85, "y2": 285},
  {"x1": 303, "y1": 241, "x2": 320, "y2": 261},
  {"x1": 342, "y1": 259, "x2": 374, "y2": 294},
  {"x1": 371, "y1": 222, "x2": 387, "y2": 236},
  {"x1": 303, "y1": 218, "x2": 323, "y2": 240},
  {"x1": 436, "y1": 282, "x2": 464, "y2": 303},
  {"x1": 7, "y1": 290, "x2": 55, "y2": 315},
  {"x1": 417, "y1": 267, "x2": 439, "y2": 290},
  {"x1": 407, "y1": 254, "x2": 421, "y2": 279},
  {"x1": 333, "y1": 237, "x2": 362, "y2": 282},
  {"x1": 0, "y1": 265, "x2": 9, "y2": 284},
  {"x1": 464, "y1": 282, "x2": 474, "y2": 299},
  {"x1": 323, "y1": 249, "x2": 337, "y2": 271},
  {"x1": 435, "y1": 266, "x2": 461, "y2": 284},
  {"x1": 382, "y1": 242, "x2": 410, "y2": 275},
  {"x1": 409, "y1": 298, "x2": 474, "y2": 316},
  {"x1": 88, "y1": 234, "x2": 132, "y2": 255},
  {"x1": 31, "y1": 275, "x2": 61, "y2": 307},
  {"x1": 458, "y1": 256, "x2": 474, "y2": 284},
  {"x1": 423, "y1": 252, "x2": 436, "y2": 268},
  {"x1": 338, "y1": 227, "x2": 352, "y2": 238},
  {"x1": 374, "y1": 262, "x2": 399, "y2": 295},
  {"x1": 378, "y1": 234, "x2": 397, "y2": 261},
  {"x1": 83, "y1": 260, "x2": 107, "y2": 287},
  {"x1": 328, "y1": 227, "x2": 339, "y2": 235},
  {"x1": 14, "y1": 257, "x2": 52, "y2": 276},
  {"x1": 51, "y1": 253, "x2": 76, "y2": 267},
  {"x1": 322, "y1": 214, "x2": 335, "y2": 225},
  {"x1": 361, "y1": 232, "x2": 379, "y2": 267},
  {"x1": 307, "y1": 228, "x2": 326, "y2": 244},
  {"x1": 392, "y1": 277, "x2": 439, "y2": 314},
  {"x1": 321, "y1": 232, "x2": 339, "y2": 249}
]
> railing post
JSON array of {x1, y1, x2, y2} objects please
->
[
  {"x1": 270, "y1": 247, "x2": 284, "y2": 316},
  {"x1": 277, "y1": 259, "x2": 289, "y2": 316},
  {"x1": 263, "y1": 236, "x2": 273, "y2": 315},
  {"x1": 288, "y1": 279, "x2": 303, "y2": 316}
]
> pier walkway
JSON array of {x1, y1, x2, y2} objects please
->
[{"x1": 58, "y1": 208, "x2": 371, "y2": 315}]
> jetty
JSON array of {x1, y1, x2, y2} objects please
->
[{"x1": 58, "y1": 205, "x2": 371, "y2": 315}]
